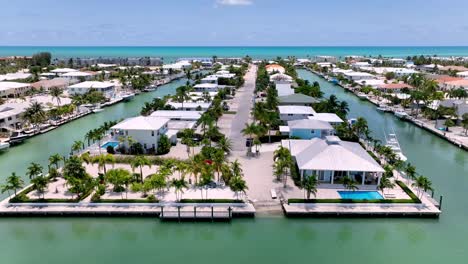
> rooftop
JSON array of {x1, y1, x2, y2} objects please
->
[
  {"x1": 51, "y1": 68, "x2": 78, "y2": 73},
  {"x1": 68, "y1": 81, "x2": 114, "y2": 89},
  {"x1": 278, "y1": 93, "x2": 319, "y2": 104},
  {"x1": 150, "y1": 110, "x2": 202, "y2": 120},
  {"x1": 61, "y1": 71, "x2": 93, "y2": 77},
  {"x1": 278, "y1": 105, "x2": 316, "y2": 115},
  {"x1": 111, "y1": 116, "x2": 169, "y2": 131},
  {"x1": 308, "y1": 113, "x2": 344, "y2": 123},
  {"x1": 282, "y1": 138, "x2": 384, "y2": 172},
  {"x1": 287, "y1": 119, "x2": 333, "y2": 130},
  {"x1": 0, "y1": 82, "x2": 30, "y2": 91}
]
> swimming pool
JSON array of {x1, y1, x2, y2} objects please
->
[
  {"x1": 101, "y1": 141, "x2": 119, "y2": 149},
  {"x1": 338, "y1": 191, "x2": 384, "y2": 200}
]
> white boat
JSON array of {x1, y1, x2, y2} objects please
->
[
  {"x1": 143, "y1": 87, "x2": 156, "y2": 92},
  {"x1": 385, "y1": 131, "x2": 407, "y2": 161},
  {"x1": 92, "y1": 103, "x2": 104, "y2": 113},
  {"x1": 376, "y1": 106, "x2": 389, "y2": 112},
  {"x1": 356, "y1": 92, "x2": 368, "y2": 99},
  {"x1": 394, "y1": 111, "x2": 409, "y2": 119},
  {"x1": 9, "y1": 131, "x2": 30, "y2": 145},
  {"x1": 121, "y1": 92, "x2": 135, "y2": 101},
  {"x1": 0, "y1": 142, "x2": 9, "y2": 151}
]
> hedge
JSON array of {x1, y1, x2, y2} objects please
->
[
  {"x1": 396, "y1": 180, "x2": 421, "y2": 203},
  {"x1": 9, "y1": 182, "x2": 93, "y2": 203},
  {"x1": 179, "y1": 199, "x2": 244, "y2": 203}
]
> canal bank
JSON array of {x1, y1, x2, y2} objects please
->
[{"x1": 0, "y1": 77, "x2": 188, "y2": 194}]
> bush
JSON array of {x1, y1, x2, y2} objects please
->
[
  {"x1": 106, "y1": 145, "x2": 115, "y2": 154},
  {"x1": 147, "y1": 194, "x2": 156, "y2": 202},
  {"x1": 129, "y1": 143, "x2": 144, "y2": 155},
  {"x1": 91, "y1": 193, "x2": 101, "y2": 202},
  {"x1": 396, "y1": 180, "x2": 421, "y2": 203},
  {"x1": 157, "y1": 135, "x2": 171, "y2": 155}
]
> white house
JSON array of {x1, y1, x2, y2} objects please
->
[
  {"x1": 68, "y1": 81, "x2": 115, "y2": 98},
  {"x1": 0, "y1": 72, "x2": 32, "y2": 81},
  {"x1": 163, "y1": 60, "x2": 192, "y2": 70},
  {"x1": 51, "y1": 68, "x2": 78, "y2": 76},
  {"x1": 308, "y1": 113, "x2": 344, "y2": 126},
  {"x1": 150, "y1": 110, "x2": 202, "y2": 121},
  {"x1": 0, "y1": 102, "x2": 29, "y2": 130},
  {"x1": 167, "y1": 102, "x2": 211, "y2": 111},
  {"x1": 282, "y1": 136, "x2": 384, "y2": 185},
  {"x1": 201, "y1": 75, "x2": 219, "y2": 84},
  {"x1": 270, "y1": 73, "x2": 293, "y2": 83},
  {"x1": 456, "y1": 71, "x2": 468, "y2": 78},
  {"x1": 280, "y1": 119, "x2": 334, "y2": 139},
  {"x1": 61, "y1": 71, "x2": 94, "y2": 81},
  {"x1": 343, "y1": 71, "x2": 375, "y2": 81},
  {"x1": 275, "y1": 82, "x2": 295, "y2": 96},
  {"x1": 193, "y1": 83, "x2": 219, "y2": 92},
  {"x1": 111, "y1": 116, "x2": 175, "y2": 152},
  {"x1": 278, "y1": 105, "x2": 316, "y2": 122},
  {"x1": 0, "y1": 82, "x2": 32, "y2": 98},
  {"x1": 352, "y1": 61, "x2": 371, "y2": 69}
]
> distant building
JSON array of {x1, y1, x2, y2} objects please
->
[
  {"x1": 278, "y1": 93, "x2": 319, "y2": 106},
  {"x1": 266, "y1": 64, "x2": 286, "y2": 74},
  {"x1": 278, "y1": 105, "x2": 316, "y2": 122},
  {"x1": 0, "y1": 82, "x2": 32, "y2": 98},
  {"x1": 280, "y1": 119, "x2": 334, "y2": 139},
  {"x1": 68, "y1": 81, "x2": 115, "y2": 98}
]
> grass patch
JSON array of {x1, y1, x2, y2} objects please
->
[
  {"x1": 179, "y1": 199, "x2": 244, "y2": 203},
  {"x1": 9, "y1": 179, "x2": 93, "y2": 203},
  {"x1": 396, "y1": 180, "x2": 421, "y2": 203},
  {"x1": 224, "y1": 111, "x2": 237, "y2": 114}
]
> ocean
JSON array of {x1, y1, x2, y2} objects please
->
[{"x1": 2, "y1": 46, "x2": 468, "y2": 61}]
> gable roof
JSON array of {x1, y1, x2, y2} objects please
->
[
  {"x1": 308, "y1": 113, "x2": 344, "y2": 123},
  {"x1": 278, "y1": 93, "x2": 319, "y2": 104},
  {"x1": 278, "y1": 105, "x2": 316, "y2": 115},
  {"x1": 111, "y1": 116, "x2": 169, "y2": 131}
]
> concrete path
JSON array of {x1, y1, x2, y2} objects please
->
[{"x1": 229, "y1": 65, "x2": 257, "y2": 151}]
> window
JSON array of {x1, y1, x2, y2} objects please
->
[
  {"x1": 125, "y1": 131, "x2": 128, "y2": 136},
  {"x1": 151, "y1": 131, "x2": 154, "y2": 136},
  {"x1": 310, "y1": 130, "x2": 315, "y2": 134},
  {"x1": 144, "y1": 143, "x2": 147, "y2": 149},
  {"x1": 7, "y1": 117, "x2": 12, "y2": 121},
  {"x1": 318, "y1": 171, "x2": 325, "y2": 181}
]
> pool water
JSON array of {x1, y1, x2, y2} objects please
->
[
  {"x1": 338, "y1": 191, "x2": 384, "y2": 200},
  {"x1": 101, "y1": 141, "x2": 119, "y2": 149}
]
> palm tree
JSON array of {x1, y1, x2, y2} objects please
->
[
  {"x1": 26, "y1": 162, "x2": 43, "y2": 179},
  {"x1": 23, "y1": 102, "x2": 46, "y2": 132},
  {"x1": 378, "y1": 175, "x2": 395, "y2": 195},
  {"x1": 31, "y1": 176, "x2": 48, "y2": 199},
  {"x1": 6, "y1": 172, "x2": 24, "y2": 196},
  {"x1": 231, "y1": 159, "x2": 243, "y2": 178},
  {"x1": 106, "y1": 168, "x2": 132, "y2": 199},
  {"x1": 405, "y1": 163, "x2": 417, "y2": 184},
  {"x1": 212, "y1": 150, "x2": 226, "y2": 182},
  {"x1": 48, "y1": 154, "x2": 62, "y2": 171},
  {"x1": 50, "y1": 87, "x2": 63, "y2": 107},
  {"x1": 131, "y1": 156, "x2": 152, "y2": 183},
  {"x1": 71, "y1": 140, "x2": 84, "y2": 154},
  {"x1": 216, "y1": 135, "x2": 233, "y2": 155},
  {"x1": 171, "y1": 178, "x2": 189, "y2": 201},
  {"x1": 302, "y1": 175, "x2": 318, "y2": 199},
  {"x1": 342, "y1": 176, "x2": 359, "y2": 191},
  {"x1": 174, "y1": 85, "x2": 192, "y2": 110},
  {"x1": 93, "y1": 154, "x2": 115, "y2": 175},
  {"x1": 229, "y1": 176, "x2": 248, "y2": 200}
]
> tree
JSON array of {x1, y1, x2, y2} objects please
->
[
  {"x1": 23, "y1": 102, "x2": 46, "y2": 132},
  {"x1": 106, "y1": 168, "x2": 132, "y2": 199},
  {"x1": 5, "y1": 172, "x2": 24, "y2": 196},
  {"x1": 171, "y1": 178, "x2": 189, "y2": 201},
  {"x1": 174, "y1": 85, "x2": 192, "y2": 110},
  {"x1": 342, "y1": 176, "x2": 359, "y2": 191},
  {"x1": 71, "y1": 140, "x2": 84, "y2": 154},
  {"x1": 50, "y1": 87, "x2": 63, "y2": 107},
  {"x1": 131, "y1": 156, "x2": 151, "y2": 183},
  {"x1": 148, "y1": 173, "x2": 167, "y2": 199},
  {"x1": 378, "y1": 175, "x2": 395, "y2": 195},
  {"x1": 31, "y1": 176, "x2": 48, "y2": 199},
  {"x1": 26, "y1": 162, "x2": 43, "y2": 179},
  {"x1": 212, "y1": 149, "x2": 226, "y2": 182},
  {"x1": 462, "y1": 113, "x2": 468, "y2": 135},
  {"x1": 157, "y1": 135, "x2": 171, "y2": 155},
  {"x1": 229, "y1": 176, "x2": 248, "y2": 200},
  {"x1": 48, "y1": 154, "x2": 62, "y2": 171},
  {"x1": 93, "y1": 154, "x2": 115, "y2": 175},
  {"x1": 216, "y1": 135, "x2": 233, "y2": 155},
  {"x1": 412, "y1": 175, "x2": 433, "y2": 198},
  {"x1": 302, "y1": 175, "x2": 318, "y2": 199}
]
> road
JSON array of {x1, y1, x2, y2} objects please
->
[{"x1": 229, "y1": 64, "x2": 257, "y2": 152}]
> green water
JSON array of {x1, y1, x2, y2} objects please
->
[{"x1": 0, "y1": 71, "x2": 467, "y2": 264}]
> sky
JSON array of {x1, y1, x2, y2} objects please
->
[{"x1": 1, "y1": 0, "x2": 468, "y2": 46}]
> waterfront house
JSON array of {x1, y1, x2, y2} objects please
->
[
  {"x1": 307, "y1": 113, "x2": 344, "y2": 126},
  {"x1": 150, "y1": 110, "x2": 202, "y2": 121},
  {"x1": 456, "y1": 71, "x2": 468, "y2": 78},
  {"x1": 278, "y1": 105, "x2": 316, "y2": 122},
  {"x1": 343, "y1": 71, "x2": 375, "y2": 81},
  {"x1": 193, "y1": 83, "x2": 219, "y2": 92},
  {"x1": 377, "y1": 83, "x2": 413, "y2": 93},
  {"x1": 61, "y1": 71, "x2": 94, "y2": 81},
  {"x1": 32, "y1": 78, "x2": 69, "y2": 92},
  {"x1": 351, "y1": 61, "x2": 371, "y2": 69},
  {"x1": 68, "y1": 81, "x2": 115, "y2": 98},
  {"x1": 162, "y1": 60, "x2": 192, "y2": 70},
  {"x1": 111, "y1": 116, "x2": 176, "y2": 152},
  {"x1": 0, "y1": 102, "x2": 29, "y2": 130},
  {"x1": 278, "y1": 93, "x2": 319, "y2": 106},
  {"x1": 275, "y1": 82, "x2": 294, "y2": 96},
  {"x1": 269, "y1": 73, "x2": 293, "y2": 83},
  {"x1": 266, "y1": 64, "x2": 286, "y2": 74},
  {"x1": 51, "y1": 68, "x2": 78, "y2": 76},
  {"x1": 201, "y1": 75, "x2": 219, "y2": 84},
  {"x1": 282, "y1": 136, "x2": 384, "y2": 185},
  {"x1": 314, "y1": 56, "x2": 337, "y2": 63},
  {"x1": 167, "y1": 102, "x2": 211, "y2": 111},
  {"x1": 0, "y1": 82, "x2": 32, "y2": 98},
  {"x1": 280, "y1": 119, "x2": 334, "y2": 139}
]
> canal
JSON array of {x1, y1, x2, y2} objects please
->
[{"x1": 0, "y1": 71, "x2": 467, "y2": 264}]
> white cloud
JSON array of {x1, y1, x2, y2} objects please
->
[{"x1": 216, "y1": 0, "x2": 253, "y2": 6}]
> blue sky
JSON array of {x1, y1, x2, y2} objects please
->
[{"x1": 1, "y1": 0, "x2": 468, "y2": 46}]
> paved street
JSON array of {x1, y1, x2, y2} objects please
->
[{"x1": 229, "y1": 64, "x2": 257, "y2": 151}]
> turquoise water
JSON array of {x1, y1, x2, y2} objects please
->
[
  {"x1": 338, "y1": 191, "x2": 384, "y2": 200},
  {"x1": 2, "y1": 46, "x2": 468, "y2": 61},
  {"x1": 101, "y1": 141, "x2": 119, "y2": 149}
]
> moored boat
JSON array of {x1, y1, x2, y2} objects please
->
[
  {"x1": 385, "y1": 132, "x2": 407, "y2": 161},
  {"x1": 0, "y1": 141, "x2": 9, "y2": 151}
]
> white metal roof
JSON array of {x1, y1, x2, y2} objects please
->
[
  {"x1": 150, "y1": 110, "x2": 202, "y2": 120},
  {"x1": 288, "y1": 119, "x2": 333, "y2": 130},
  {"x1": 168, "y1": 102, "x2": 211, "y2": 109},
  {"x1": 278, "y1": 105, "x2": 316, "y2": 115},
  {"x1": 0, "y1": 82, "x2": 31, "y2": 91},
  {"x1": 51, "y1": 68, "x2": 78, "y2": 73},
  {"x1": 111, "y1": 116, "x2": 169, "y2": 131},
  {"x1": 282, "y1": 138, "x2": 384, "y2": 172},
  {"x1": 308, "y1": 113, "x2": 344, "y2": 123},
  {"x1": 68, "y1": 81, "x2": 114, "y2": 89},
  {"x1": 61, "y1": 71, "x2": 93, "y2": 77}
]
